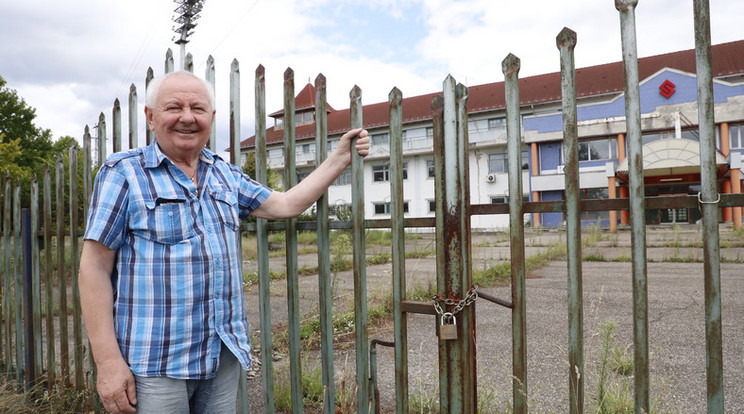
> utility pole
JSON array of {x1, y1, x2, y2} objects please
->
[{"x1": 172, "y1": 0, "x2": 205, "y2": 70}]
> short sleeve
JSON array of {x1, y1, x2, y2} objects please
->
[
  {"x1": 237, "y1": 172, "x2": 272, "y2": 219},
  {"x1": 84, "y1": 165, "x2": 130, "y2": 250}
]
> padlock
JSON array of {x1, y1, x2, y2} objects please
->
[{"x1": 439, "y1": 312, "x2": 458, "y2": 340}]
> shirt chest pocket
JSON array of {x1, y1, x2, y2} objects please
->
[
  {"x1": 130, "y1": 198, "x2": 197, "y2": 245},
  {"x1": 208, "y1": 190, "x2": 240, "y2": 231}
]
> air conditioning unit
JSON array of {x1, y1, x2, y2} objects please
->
[{"x1": 486, "y1": 173, "x2": 497, "y2": 183}]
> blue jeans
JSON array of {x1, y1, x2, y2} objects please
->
[{"x1": 133, "y1": 343, "x2": 242, "y2": 413}]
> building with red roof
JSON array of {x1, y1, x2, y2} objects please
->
[{"x1": 240, "y1": 40, "x2": 744, "y2": 229}]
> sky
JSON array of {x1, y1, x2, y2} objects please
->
[{"x1": 1, "y1": 0, "x2": 743, "y2": 157}]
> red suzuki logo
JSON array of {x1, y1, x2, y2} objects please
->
[{"x1": 659, "y1": 79, "x2": 676, "y2": 99}]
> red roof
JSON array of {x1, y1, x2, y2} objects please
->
[
  {"x1": 268, "y1": 83, "x2": 335, "y2": 117},
  {"x1": 241, "y1": 40, "x2": 744, "y2": 149}
]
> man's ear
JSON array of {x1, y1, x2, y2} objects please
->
[{"x1": 145, "y1": 106, "x2": 154, "y2": 130}]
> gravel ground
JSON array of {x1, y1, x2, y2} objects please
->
[{"x1": 242, "y1": 225, "x2": 744, "y2": 413}]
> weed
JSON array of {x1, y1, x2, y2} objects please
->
[
  {"x1": 273, "y1": 357, "x2": 324, "y2": 411},
  {"x1": 584, "y1": 253, "x2": 607, "y2": 261}
]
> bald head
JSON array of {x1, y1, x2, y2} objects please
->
[{"x1": 146, "y1": 71, "x2": 215, "y2": 111}]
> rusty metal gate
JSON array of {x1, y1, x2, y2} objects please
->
[
  {"x1": 248, "y1": 1, "x2": 731, "y2": 413},
  {"x1": 1, "y1": 0, "x2": 734, "y2": 412}
]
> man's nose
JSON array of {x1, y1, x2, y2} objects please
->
[{"x1": 179, "y1": 108, "x2": 196, "y2": 122}]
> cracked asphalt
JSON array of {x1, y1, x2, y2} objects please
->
[{"x1": 242, "y1": 224, "x2": 744, "y2": 413}]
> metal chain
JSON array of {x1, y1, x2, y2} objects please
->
[{"x1": 432, "y1": 285, "x2": 478, "y2": 316}]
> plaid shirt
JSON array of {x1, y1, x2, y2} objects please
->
[{"x1": 84, "y1": 141, "x2": 271, "y2": 379}]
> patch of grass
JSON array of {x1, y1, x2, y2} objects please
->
[
  {"x1": 405, "y1": 248, "x2": 436, "y2": 259},
  {"x1": 367, "y1": 251, "x2": 392, "y2": 265},
  {"x1": 666, "y1": 256, "x2": 701, "y2": 263},
  {"x1": 409, "y1": 375, "x2": 439, "y2": 413},
  {"x1": 584, "y1": 253, "x2": 607, "y2": 261},
  {"x1": 407, "y1": 279, "x2": 437, "y2": 302},
  {"x1": 472, "y1": 243, "x2": 567, "y2": 287},
  {"x1": 243, "y1": 269, "x2": 285, "y2": 287},
  {"x1": 0, "y1": 380, "x2": 97, "y2": 413},
  {"x1": 364, "y1": 230, "x2": 393, "y2": 246},
  {"x1": 273, "y1": 358, "x2": 324, "y2": 412}
]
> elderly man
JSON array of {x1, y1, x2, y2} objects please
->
[{"x1": 79, "y1": 71, "x2": 369, "y2": 413}]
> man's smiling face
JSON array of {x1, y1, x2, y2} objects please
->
[{"x1": 146, "y1": 74, "x2": 215, "y2": 161}]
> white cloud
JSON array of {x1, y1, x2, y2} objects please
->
[{"x1": 1, "y1": 0, "x2": 742, "y2": 153}]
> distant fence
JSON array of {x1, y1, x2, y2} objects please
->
[{"x1": 0, "y1": 147, "x2": 89, "y2": 393}]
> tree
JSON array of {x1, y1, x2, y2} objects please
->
[
  {"x1": 0, "y1": 75, "x2": 53, "y2": 176},
  {"x1": 0, "y1": 75, "x2": 73, "y2": 207},
  {"x1": 241, "y1": 150, "x2": 281, "y2": 190}
]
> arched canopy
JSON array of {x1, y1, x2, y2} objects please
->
[{"x1": 616, "y1": 138, "x2": 728, "y2": 181}]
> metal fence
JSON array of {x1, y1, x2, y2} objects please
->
[{"x1": 0, "y1": 0, "x2": 736, "y2": 413}]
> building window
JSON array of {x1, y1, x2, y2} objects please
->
[
  {"x1": 577, "y1": 138, "x2": 617, "y2": 161},
  {"x1": 373, "y1": 201, "x2": 409, "y2": 215},
  {"x1": 427, "y1": 159, "x2": 435, "y2": 178},
  {"x1": 268, "y1": 148, "x2": 283, "y2": 159},
  {"x1": 428, "y1": 200, "x2": 436, "y2": 213},
  {"x1": 730, "y1": 123, "x2": 744, "y2": 149},
  {"x1": 333, "y1": 167, "x2": 352, "y2": 186},
  {"x1": 328, "y1": 139, "x2": 339, "y2": 153},
  {"x1": 491, "y1": 196, "x2": 529, "y2": 204},
  {"x1": 488, "y1": 117, "x2": 506, "y2": 131},
  {"x1": 642, "y1": 129, "x2": 699, "y2": 145},
  {"x1": 488, "y1": 151, "x2": 529, "y2": 173},
  {"x1": 373, "y1": 162, "x2": 407, "y2": 182},
  {"x1": 294, "y1": 111, "x2": 314, "y2": 126},
  {"x1": 296, "y1": 143, "x2": 313, "y2": 155},
  {"x1": 372, "y1": 133, "x2": 390, "y2": 147},
  {"x1": 581, "y1": 188, "x2": 609, "y2": 221},
  {"x1": 488, "y1": 153, "x2": 507, "y2": 173},
  {"x1": 426, "y1": 127, "x2": 434, "y2": 139}
]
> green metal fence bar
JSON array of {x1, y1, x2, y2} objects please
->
[
  {"x1": 185, "y1": 53, "x2": 193, "y2": 73},
  {"x1": 230, "y1": 59, "x2": 241, "y2": 166},
  {"x1": 206, "y1": 56, "x2": 216, "y2": 152},
  {"x1": 55, "y1": 154, "x2": 69, "y2": 384},
  {"x1": 3, "y1": 176, "x2": 10, "y2": 380},
  {"x1": 129, "y1": 84, "x2": 138, "y2": 150},
  {"x1": 388, "y1": 86, "x2": 409, "y2": 414},
  {"x1": 456, "y1": 82, "x2": 476, "y2": 414},
  {"x1": 113, "y1": 99, "x2": 122, "y2": 154},
  {"x1": 254, "y1": 64, "x2": 276, "y2": 414},
  {"x1": 165, "y1": 49, "x2": 174, "y2": 74},
  {"x1": 229, "y1": 58, "x2": 251, "y2": 414},
  {"x1": 557, "y1": 27, "x2": 585, "y2": 414},
  {"x1": 84, "y1": 128, "x2": 91, "y2": 220},
  {"x1": 349, "y1": 84, "x2": 369, "y2": 414},
  {"x1": 146, "y1": 68, "x2": 154, "y2": 146},
  {"x1": 13, "y1": 179, "x2": 24, "y2": 386},
  {"x1": 503, "y1": 53, "x2": 528, "y2": 414},
  {"x1": 30, "y1": 178, "x2": 43, "y2": 387},
  {"x1": 97, "y1": 113, "x2": 106, "y2": 169},
  {"x1": 431, "y1": 94, "x2": 447, "y2": 410},
  {"x1": 693, "y1": 1, "x2": 724, "y2": 411},
  {"x1": 283, "y1": 67, "x2": 303, "y2": 414},
  {"x1": 69, "y1": 145, "x2": 84, "y2": 390},
  {"x1": 43, "y1": 165, "x2": 55, "y2": 390},
  {"x1": 314, "y1": 73, "x2": 336, "y2": 414},
  {"x1": 615, "y1": 1, "x2": 650, "y2": 412}
]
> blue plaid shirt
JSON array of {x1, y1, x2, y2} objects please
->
[{"x1": 84, "y1": 141, "x2": 272, "y2": 379}]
